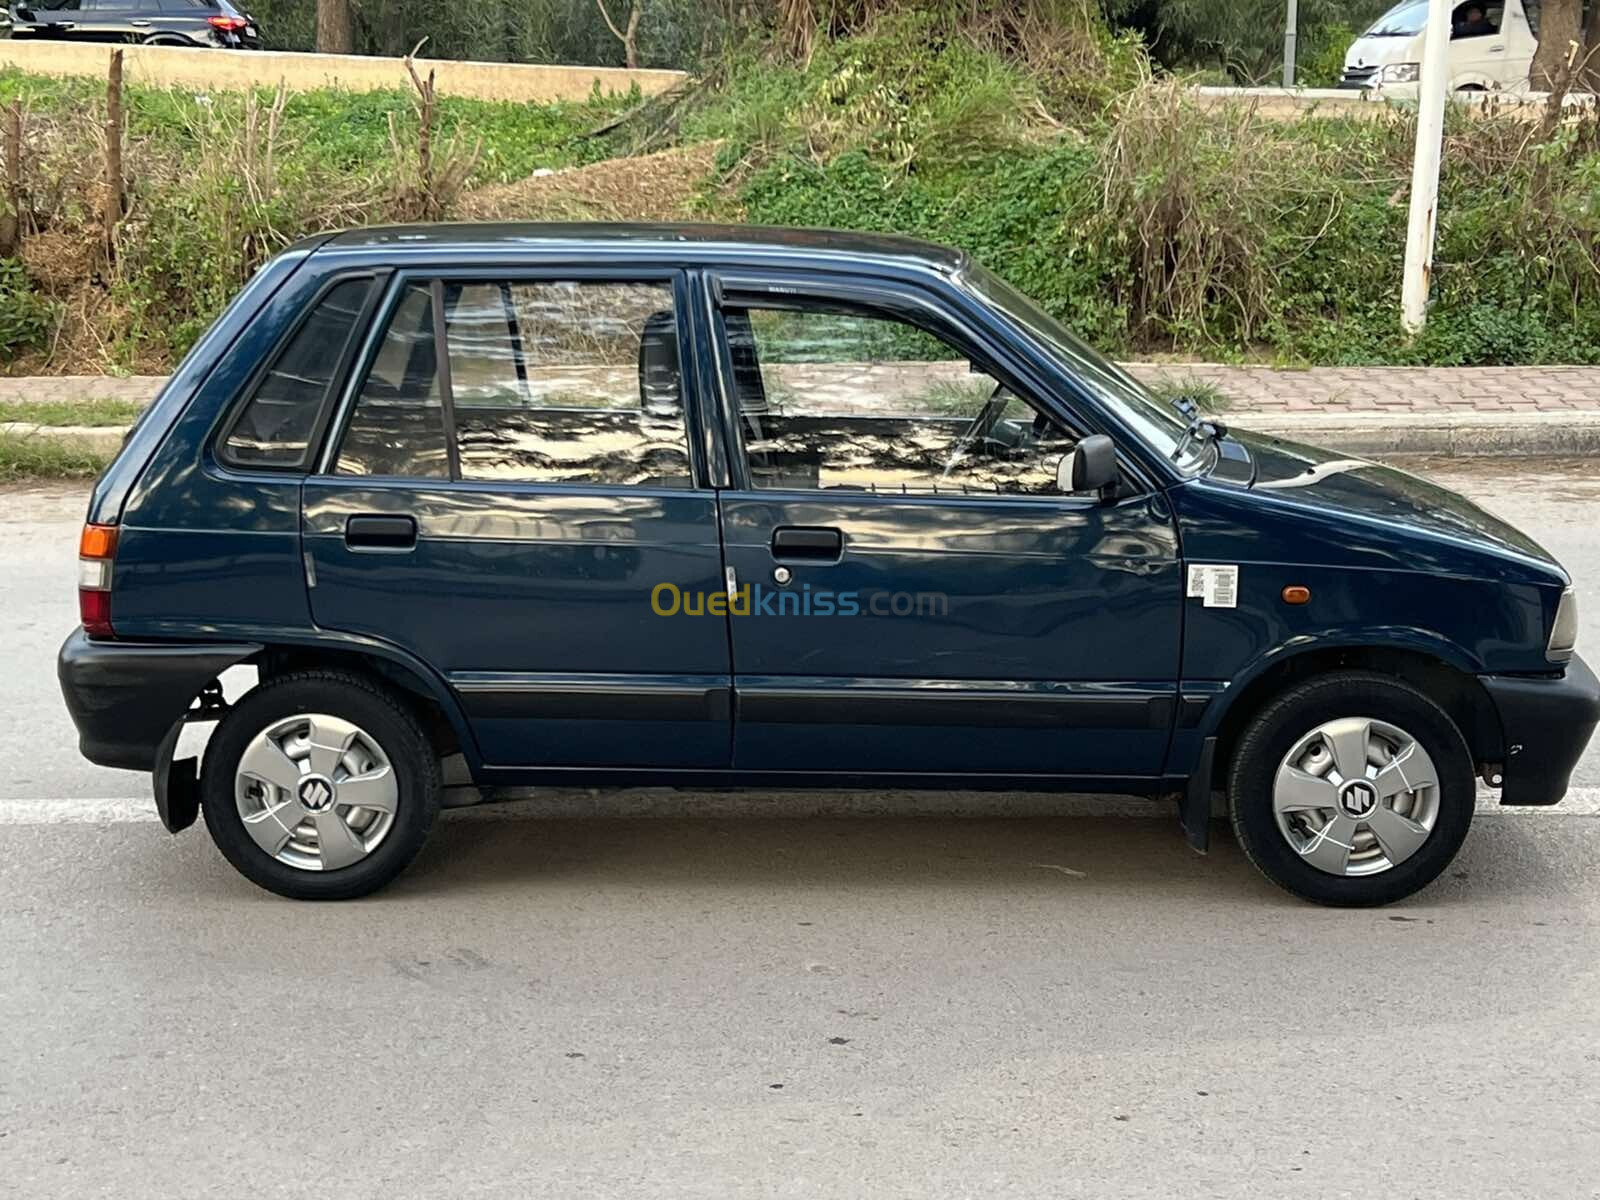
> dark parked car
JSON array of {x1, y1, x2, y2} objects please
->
[
  {"x1": 7, "y1": 0, "x2": 260, "y2": 49},
  {"x1": 57, "y1": 223, "x2": 1599, "y2": 904}
]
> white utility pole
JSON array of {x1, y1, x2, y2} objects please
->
[
  {"x1": 1283, "y1": 0, "x2": 1299, "y2": 86},
  {"x1": 1401, "y1": 0, "x2": 1453, "y2": 333}
]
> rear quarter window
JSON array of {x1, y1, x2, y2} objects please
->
[{"x1": 219, "y1": 277, "x2": 375, "y2": 470}]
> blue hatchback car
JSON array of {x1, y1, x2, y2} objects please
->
[{"x1": 57, "y1": 223, "x2": 1599, "y2": 904}]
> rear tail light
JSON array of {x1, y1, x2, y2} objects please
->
[
  {"x1": 78, "y1": 523, "x2": 118, "y2": 639},
  {"x1": 207, "y1": 14, "x2": 247, "y2": 30}
]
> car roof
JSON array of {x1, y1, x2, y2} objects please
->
[{"x1": 316, "y1": 222, "x2": 969, "y2": 275}]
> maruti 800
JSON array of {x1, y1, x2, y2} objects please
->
[{"x1": 57, "y1": 224, "x2": 1600, "y2": 904}]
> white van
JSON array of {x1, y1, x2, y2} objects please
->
[{"x1": 1340, "y1": 0, "x2": 1541, "y2": 95}]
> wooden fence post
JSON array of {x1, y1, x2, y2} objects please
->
[
  {"x1": 104, "y1": 49, "x2": 125, "y2": 265},
  {"x1": 0, "y1": 101, "x2": 21, "y2": 259}
]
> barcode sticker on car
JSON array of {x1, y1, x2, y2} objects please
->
[{"x1": 1186, "y1": 564, "x2": 1239, "y2": 608}]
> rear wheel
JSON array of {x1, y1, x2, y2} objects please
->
[
  {"x1": 201, "y1": 671, "x2": 441, "y2": 900},
  {"x1": 1227, "y1": 671, "x2": 1474, "y2": 906}
]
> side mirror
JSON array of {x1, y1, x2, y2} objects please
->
[{"x1": 1059, "y1": 433, "x2": 1118, "y2": 496}]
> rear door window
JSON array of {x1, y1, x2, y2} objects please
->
[
  {"x1": 219, "y1": 276, "x2": 374, "y2": 470},
  {"x1": 333, "y1": 277, "x2": 691, "y2": 488}
]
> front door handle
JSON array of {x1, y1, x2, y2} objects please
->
[
  {"x1": 771, "y1": 526, "x2": 843, "y2": 562},
  {"x1": 345, "y1": 514, "x2": 417, "y2": 551}
]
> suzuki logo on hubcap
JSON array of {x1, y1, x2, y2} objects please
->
[
  {"x1": 1339, "y1": 780, "x2": 1377, "y2": 819},
  {"x1": 298, "y1": 774, "x2": 335, "y2": 813}
]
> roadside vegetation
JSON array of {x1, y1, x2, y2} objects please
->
[
  {"x1": 1, "y1": 398, "x2": 146, "y2": 426},
  {"x1": 1, "y1": 0, "x2": 1598, "y2": 373},
  {"x1": 0, "y1": 433, "x2": 113, "y2": 480}
]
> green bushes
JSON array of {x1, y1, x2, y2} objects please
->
[
  {"x1": 3, "y1": 15, "x2": 1600, "y2": 372},
  {"x1": 0, "y1": 68, "x2": 625, "y2": 365},
  {"x1": 713, "y1": 26, "x2": 1600, "y2": 366},
  {"x1": 0, "y1": 259, "x2": 58, "y2": 361}
]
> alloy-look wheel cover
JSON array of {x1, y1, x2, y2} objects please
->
[
  {"x1": 233, "y1": 713, "x2": 398, "y2": 872},
  {"x1": 1272, "y1": 716, "x2": 1441, "y2": 877}
]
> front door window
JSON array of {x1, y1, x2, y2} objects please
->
[{"x1": 722, "y1": 303, "x2": 1079, "y2": 496}]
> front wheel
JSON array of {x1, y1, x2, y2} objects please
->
[
  {"x1": 201, "y1": 671, "x2": 441, "y2": 900},
  {"x1": 1227, "y1": 671, "x2": 1475, "y2": 906}
]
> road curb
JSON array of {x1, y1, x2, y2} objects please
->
[{"x1": 8, "y1": 410, "x2": 1600, "y2": 463}]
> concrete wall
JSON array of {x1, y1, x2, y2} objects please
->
[
  {"x1": 0, "y1": 40, "x2": 687, "y2": 103},
  {"x1": 1191, "y1": 84, "x2": 1596, "y2": 122}
]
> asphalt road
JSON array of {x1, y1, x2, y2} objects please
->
[{"x1": 4, "y1": 459, "x2": 1600, "y2": 1197}]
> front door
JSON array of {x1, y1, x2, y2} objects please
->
[
  {"x1": 303, "y1": 271, "x2": 732, "y2": 771},
  {"x1": 710, "y1": 281, "x2": 1183, "y2": 779},
  {"x1": 1449, "y1": 0, "x2": 1518, "y2": 87}
]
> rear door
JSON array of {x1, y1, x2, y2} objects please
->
[
  {"x1": 155, "y1": 0, "x2": 216, "y2": 41},
  {"x1": 20, "y1": 0, "x2": 89, "y2": 38},
  {"x1": 303, "y1": 270, "x2": 732, "y2": 772},
  {"x1": 707, "y1": 275, "x2": 1183, "y2": 779}
]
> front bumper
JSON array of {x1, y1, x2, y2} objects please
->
[
  {"x1": 57, "y1": 629, "x2": 258, "y2": 771},
  {"x1": 1481, "y1": 654, "x2": 1600, "y2": 806}
]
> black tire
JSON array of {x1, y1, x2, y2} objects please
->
[
  {"x1": 1227, "y1": 670, "x2": 1474, "y2": 907},
  {"x1": 201, "y1": 671, "x2": 441, "y2": 900}
]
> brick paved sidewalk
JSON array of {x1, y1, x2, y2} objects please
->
[
  {"x1": 1, "y1": 364, "x2": 1597, "y2": 415},
  {"x1": 1120, "y1": 364, "x2": 1600, "y2": 414}
]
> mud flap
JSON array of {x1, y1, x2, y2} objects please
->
[
  {"x1": 152, "y1": 719, "x2": 200, "y2": 834},
  {"x1": 1180, "y1": 737, "x2": 1216, "y2": 853}
]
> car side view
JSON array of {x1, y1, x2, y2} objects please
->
[
  {"x1": 57, "y1": 223, "x2": 1600, "y2": 904},
  {"x1": 6, "y1": 0, "x2": 261, "y2": 49}
]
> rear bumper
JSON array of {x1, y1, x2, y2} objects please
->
[
  {"x1": 1481, "y1": 654, "x2": 1600, "y2": 806},
  {"x1": 56, "y1": 629, "x2": 258, "y2": 771}
]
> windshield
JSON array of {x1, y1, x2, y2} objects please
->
[
  {"x1": 960, "y1": 263, "x2": 1199, "y2": 468},
  {"x1": 1364, "y1": 0, "x2": 1429, "y2": 36}
]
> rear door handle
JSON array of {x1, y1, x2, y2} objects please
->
[
  {"x1": 345, "y1": 514, "x2": 417, "y2": 551},
  {"x1": 771, "y1": 526, "x2": 843, "y2": 561}
]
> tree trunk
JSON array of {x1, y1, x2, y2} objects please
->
[
  {"x1": 1531, "y1": 0, "x2": 1582, "y2": 91},
  {"x1": 1583, "y1": 0, "x2": 1600, "y2": 92},
  {"x1": 316, "y1": 0, "x2": 354, "y2": 55},
  {"x1": 595, "y1": 0, "x2": 641, "y2": 69},
  {"x1": 0, "y1": 102, "x2": 21, "y2": 258},
  {"x1": 623, "y1": 4, "x2": 640, "y2": 69}
]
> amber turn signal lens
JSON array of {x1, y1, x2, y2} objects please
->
[
  {"x1": 79, "y1": 523, "x2": 118, "y2": 559},
  {"x1": 1282, "y1": 585, "x2": 1311, "y2": 605}
]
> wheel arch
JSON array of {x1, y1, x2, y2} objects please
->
[
  {"x1": 1206, "y1": 643, "x2": 1504, "y2": 788},
  {"x1": 253, "y1": 640, "x2": 476, "y2": 769}
]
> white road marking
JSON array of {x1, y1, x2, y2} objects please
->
[
  {"x1": 3, "y1": 787, "x2": 1599, "y2": 824},
  {"x1": 0, "y1": 797, "x2": 162, "y2": 823}
]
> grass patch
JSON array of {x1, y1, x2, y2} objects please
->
[
  {"x1": 0, "y1": 432, "x2": 113, "y2": 480},
  {"x1": 0, "y1": 69, "x2": 630, "y2": 187},
  {"x1": 1, "y1": 398, "x2": 146, "y2": 427}
]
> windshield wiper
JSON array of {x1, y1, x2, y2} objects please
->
[{"x1": 1169, "y1": 395, "x2": 1229, "y2": 462}]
